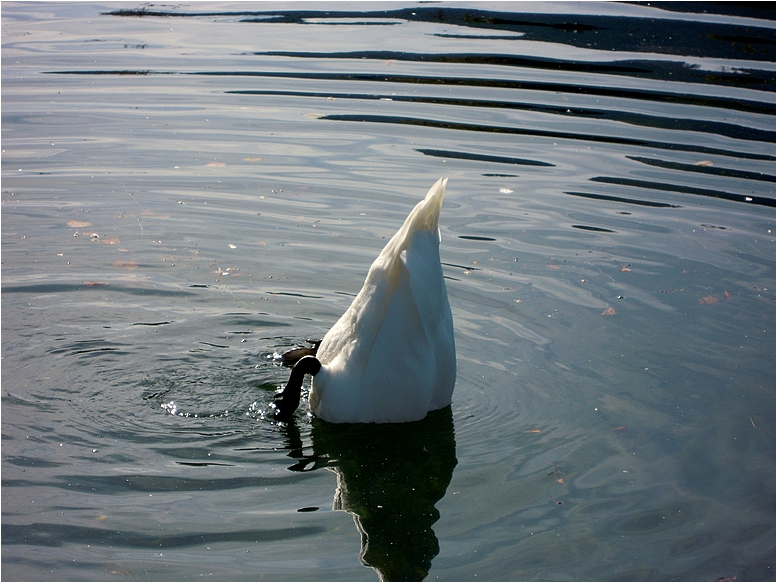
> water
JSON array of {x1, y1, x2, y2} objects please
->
[{"x1": 2, "y1": 2, "x2": 775, "y2": 580}]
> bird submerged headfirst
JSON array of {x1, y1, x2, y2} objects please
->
[{"x1": 273, "y1": 178, "x2": 456, "y2": 424}]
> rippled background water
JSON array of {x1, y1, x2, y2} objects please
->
[{"x1": 2, "y1": 2, "x2": 775, "y2": 581}]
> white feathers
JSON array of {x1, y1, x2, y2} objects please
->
[{"x1": 310, "y1": 178, "x2": 456, "y2": 423}]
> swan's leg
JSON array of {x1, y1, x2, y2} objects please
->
[{"x1": 272, "y1": 356, "x2": 321, "y2": 421}]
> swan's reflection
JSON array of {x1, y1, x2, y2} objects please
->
[{"x1": 283, "y1": 407, "x2": 457, "y2": 581}]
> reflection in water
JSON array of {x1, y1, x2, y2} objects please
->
[{"x1": 282, "y1": 408, "x2": 457, "y2": 581}]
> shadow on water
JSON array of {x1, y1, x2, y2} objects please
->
[{"x1": 280, "y1": 407, "x2": 457, "y2": 582}]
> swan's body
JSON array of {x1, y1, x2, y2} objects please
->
[{"x1": 274, "y1": 178, "x2": 456, "y2": 424}]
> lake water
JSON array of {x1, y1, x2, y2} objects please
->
[{"x1": 2, "y1": 2, "x2": 775, "y2": 581}]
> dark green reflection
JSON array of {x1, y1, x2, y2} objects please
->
[{"x1": 287, "y1": 407, "x2": 457, "y2": 581}]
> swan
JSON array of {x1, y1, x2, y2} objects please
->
[{"x1": 273, "y1": 178, "x2": 456, "y2": 423}]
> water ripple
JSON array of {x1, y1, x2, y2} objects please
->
[
  {"x1": 48, "y1": 70, "x2": 775, "y2": 115},
  {"x1": 2, "y1": 522, "x2": 324, "y2": 548},
  {"x1": 321, "y1": 114, "x2": 774, "y2": 161}
]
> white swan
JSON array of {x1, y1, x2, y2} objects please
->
[{"x1": 273, "y1": 178, "x2": 456, "y2": 423}]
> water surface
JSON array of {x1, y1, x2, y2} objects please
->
[{"x1": 2, "y1": 2, "x2": 775, "y2": 581}]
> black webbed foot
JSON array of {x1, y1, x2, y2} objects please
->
[{"x1": 280, "y1": 339, "x2": 322, "y2": 365}]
